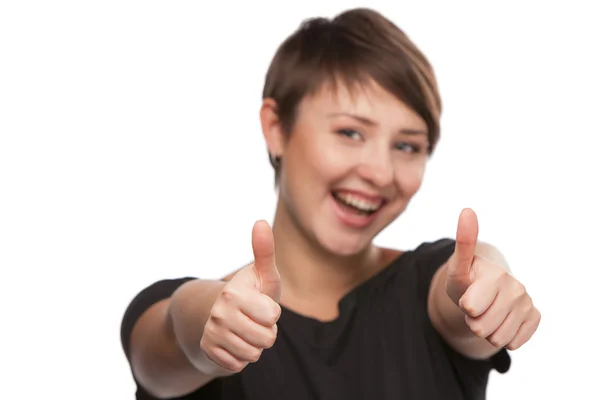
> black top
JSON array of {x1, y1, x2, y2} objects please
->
[{"x1": 121, "y1": 239, "x2": 510, "y2": 400}]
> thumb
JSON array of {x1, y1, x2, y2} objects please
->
[
  {"x1": 448, "y1": 208, "x2": 479, "y2": 281},
  {"x1": 251, "y1": 220, "x2": 281, "y2": 301}
]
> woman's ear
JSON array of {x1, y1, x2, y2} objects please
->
[{"x1": 260, "y1": 98, "x2": 286, "y2": 158}]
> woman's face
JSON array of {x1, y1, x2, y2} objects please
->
[{"x1": 264, "y1": 80, "x2": 430, "y2": 256}]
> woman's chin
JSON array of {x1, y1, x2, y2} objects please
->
[{"x1": 317, "y1": 232, "x2": 372, "y2": 258}]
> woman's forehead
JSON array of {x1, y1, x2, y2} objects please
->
[{"x1": 298, "y1": 80, "x2": 426, "y2": 128}]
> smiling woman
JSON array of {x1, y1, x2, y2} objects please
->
[
  {"x1": 120, "y1": 7, "x2": 539, "y2": 400},
  {"x1": 262, "y1": 81, "x2": 430, "y2": 256}
]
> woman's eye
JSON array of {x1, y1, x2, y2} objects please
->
[
  {"x1": 395, "y1": 142, "x2": 421, "y2": 153},
  {"x1": 337, "y1": 129, "x2": 362, "y2": 141}
]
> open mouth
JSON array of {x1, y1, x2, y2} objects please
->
[{"x1": 331, "y1": 190, "x2": 385, "y2": 216}]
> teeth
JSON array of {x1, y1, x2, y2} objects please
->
[{"x1": 335, "y1": 192, "x2": 382, "y2": 212}]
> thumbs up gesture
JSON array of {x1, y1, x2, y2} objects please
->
[
  {"x1": 445, "y1": 209, "x2": 541, "y2": 350},
  {"x1": 200, "y1": 220, "x2": 282, "y2": 373}
]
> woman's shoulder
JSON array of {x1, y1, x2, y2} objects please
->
[
  {"x1": 375, "y1": 238, "x2": 456, "y2": 293},
  {"x1": 413, "y1": 238, "x2": 456, "y2": 270},
  {"x1": 412, "y1": 238, "x2": 456, "y2": 254},
  {"x1": 380, "y1": 238, "x2": 455, "y2": 268}
]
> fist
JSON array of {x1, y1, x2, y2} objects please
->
[
  {"x1": 200, "y1": 220, "x2": 282, "y2": 373},
  {"x1": 445, "y1": 208, "x2": 541, "y2": 350}
]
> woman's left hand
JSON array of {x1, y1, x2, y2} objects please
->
[{"x1": 444, "y1": 208, "x2": 541, "y2": 350}]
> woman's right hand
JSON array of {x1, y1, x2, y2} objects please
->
[{"x1": 199, "y1": 220, "x2": 282, "y2": 375}]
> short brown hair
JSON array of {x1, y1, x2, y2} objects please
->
[{"x1": 262, "y1": 8, "x2": 442, "y2": 179}]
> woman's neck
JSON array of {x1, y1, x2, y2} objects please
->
[{"x1": 271, "y1": 199, "x2": 387, "y2": 312}]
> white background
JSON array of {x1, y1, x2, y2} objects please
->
[{"x1": 1, "y1": 1, "x2": 599, "y2": 399}]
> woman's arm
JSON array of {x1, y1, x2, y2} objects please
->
[
  {"x1": 126, "y1": 221, "x2": 282, "y2": 398},
  {"x1": 428, "y1": 208, "x2": 540, "y2": 360},
  {"x1": 427, "y1": 242, "x2": 510, "y2": 360},
  {"x1": 128, "y1": 279, "x2": 229, "y2": 399}
]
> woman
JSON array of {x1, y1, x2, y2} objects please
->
[{"x1": 120, "y1": 8, "x2": 541, "y2": 400}]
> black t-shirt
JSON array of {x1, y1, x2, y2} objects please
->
[{"x1": 121, "y1": 239, "x2": 511, "y2": 400}]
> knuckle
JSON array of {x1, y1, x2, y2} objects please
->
[
  {"x1": 270, "y1": 303, "x2": 282, "y2": 323},
  {"x1": 264, "y1": 331, "x2": 277, "y2": 348},
  {"x1": 497, "y1": 271, "x2": 512, "y2": 287},
  {"x1": 203, "y1": 321, "x2": 217, "y2": 338},
  {"x1": 468, "y1": 322, "x2": 486, "y2": 338},
  {"x1": 266, "y1": 314, "x2": 278, "y2": 326},
  {"x1": 201, "y1": 347, "x2": 222, "y2": 368},
  {"x1": 529, "y1": 309, "x2": 542, "y2": 332},
  {"x1": 273, "y1": 302, "x2": 282, "y2": 316},
  {"x1": 506, "y1": 341, "x2": 521, "y2": 351},
  {"x1": 512, "y1": 281, "x2": 527, "y2": 297},
  {"x1": 220, "y1": 286, "x2": 240, "y2": 304},
  {"x1": 259, "y1": 298, "x2": 281, "y2": 325},
  {"x1": 200, "y1": 336, "x2": 210, "y2": 353},
  {"x1": 210, "y1": 304, "x2": 228, "y2": 322},
  {"x1": 498, "y1": 270, "x2": 511, "y2": 282},
  {"x1": 487, "y1": 335, "x2": 503, "y2": 348},
  {"x1": 521, "y1": 298, "x2": 534, "y2": 314},
  {"x1": 459, "y1": 297, "x2": 476, "y2": 316},
  {"x1": 223, "y1": 359, "x2": 246, "y2": 373},
  {"x1": 247, "y1": 348, "x2": 262, "y2": 363}
]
